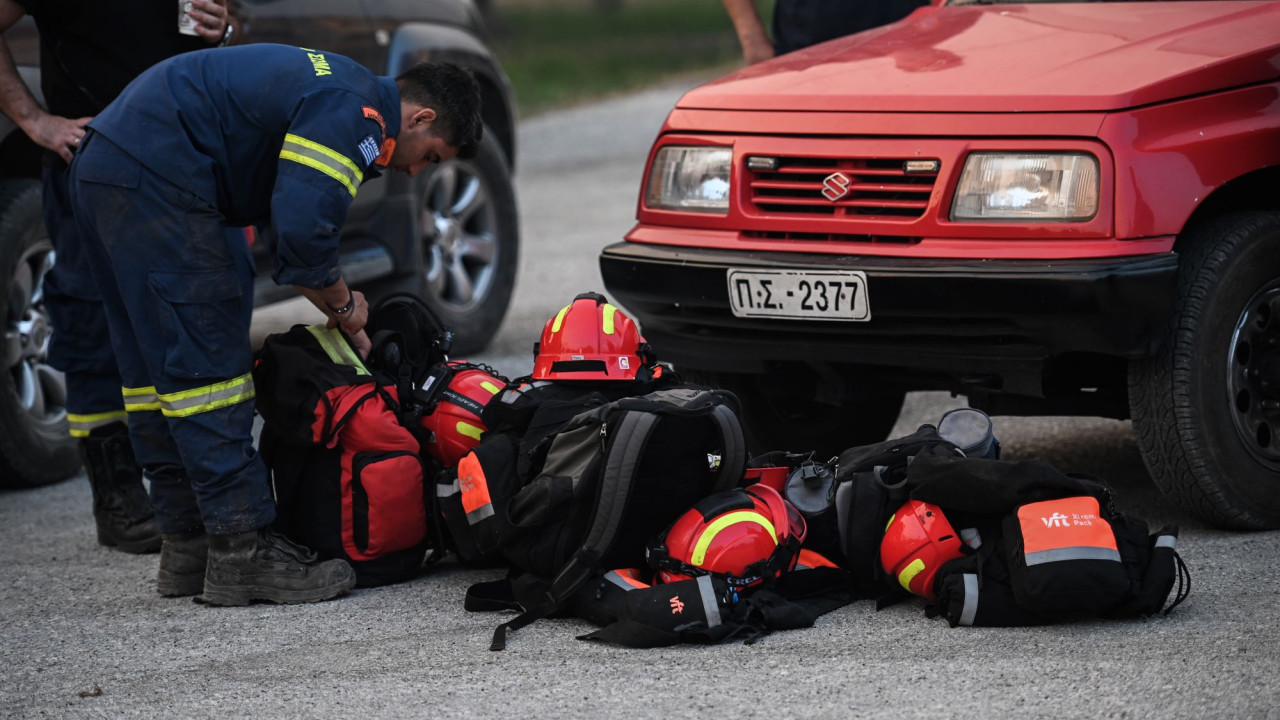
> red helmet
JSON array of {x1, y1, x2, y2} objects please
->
[
  {"x1": 420, "y1": 362, "x2": 504, "y2": 467},
  {"x1": 532, "y1": 292, "x2": 653, "y2": 381},
  {"x1": 649, "y1": 484, "x2": 806, "y2": 589},
  {"x1": 880, "y1": 500, "x2": 965, "y2": 601}
]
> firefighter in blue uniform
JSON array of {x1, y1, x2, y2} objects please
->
[
  {"x1": 0, "y1": 0, "x2": 234, "y2": 555},
  {"x1": 67, "y1": 44, "x2": 482, "y2": 605}
]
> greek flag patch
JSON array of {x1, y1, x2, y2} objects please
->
[{"x1": 358, "y1": 135, "x2": 380, "y2": 166}]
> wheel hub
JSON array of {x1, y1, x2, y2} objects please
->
[
  {"x1": 418, "y1": 161, "x2": 498, "y2": 314},
  {"x1": 1228, "y1": 284, "x2": 1280, "y2": 468}
]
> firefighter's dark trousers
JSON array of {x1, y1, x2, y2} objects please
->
[
  {"x1": 41, "y1": 162, "x2": 127, "y2": 436},
  {"x1": 67, "y1": 132, "x2": 275, "y2": 536}
]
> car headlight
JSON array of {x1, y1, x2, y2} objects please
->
[
  {"x1": 951, "y1": 153, "x2": 1099, "y2": 221},
  {"x1": 645, "y1": 146, "x2": 732, "y2": 213}
]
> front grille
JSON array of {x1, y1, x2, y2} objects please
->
[
  {"x1": 740, "y1": 231, "x2": 922, "y2": 245},
  {"x1": 747, "y1": 156, "x2": 938, "y2": 219}
]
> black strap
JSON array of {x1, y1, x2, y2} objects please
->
[
  {"x1": 1164, "y1": 549, "x2": 1191, "y2": 616},
  {"x1": 464, "y1": 578, "x2": 524, "y2": 613},
  {"x1": 710, "y1": 402, "x2": 746, "y2": 491}
]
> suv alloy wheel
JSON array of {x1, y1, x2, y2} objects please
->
[
  {"x1": 410, "y1": 131, "x2": 518, "y2": 356},
  {"x1": 0, "y1": 179, "x2": 79, "y2": 488}
]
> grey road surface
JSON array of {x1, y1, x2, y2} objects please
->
[{"x1": 3, "y1": 78, "x2": 1279, "y2": 720}]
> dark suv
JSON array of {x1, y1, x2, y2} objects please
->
[{"x1": 0, "y1": 0, "x2": 519, "y2": 489}]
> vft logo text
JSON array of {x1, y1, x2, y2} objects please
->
[{"x1": 1042, "y1": 512, "x2": 1070, "y2": 528}]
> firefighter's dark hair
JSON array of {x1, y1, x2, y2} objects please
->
[{"x1": 396, "y1": 62, "x2": 483, "y2": 160}]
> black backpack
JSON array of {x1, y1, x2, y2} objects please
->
[
  {"x1": 791, "y1": 424, "x2": 960, "y2": 598},
  {"x1": 445, "y1": 385, "x2": 749, "y2": 649},
  {"x1": 906, "y1": 454, "x2": 1190, "y2": 625}
]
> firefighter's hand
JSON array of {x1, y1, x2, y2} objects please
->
[
  {"x1": 24, "y1": 113, "x2": 90, "y2": 164},
  {"x1": 349, "y1": 329, "x2": 372, "y2": 359},
  {"x1": 326, "y1": 289, "x2": 369, "y2": 333},
  {"x1": 188, "y1": 0, "x2": 229, "y2": 44}
]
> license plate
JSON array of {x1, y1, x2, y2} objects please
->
[{"x1": 726, "y1": 269, "x2": 870, "y2": 321}]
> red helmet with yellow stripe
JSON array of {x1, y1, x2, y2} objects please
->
[
  {"x1": 879, "y1": 500, "x2": 965, "y2": 601},
  {"x1": 532, "y1": 292, "x2": 654, "y2": 381},
  {"x1": 420, "y1": 362, "x2": 505, "y2": 467},
  {"x1": 648, "y1": 484, "x2": 806, "y2": 590}
]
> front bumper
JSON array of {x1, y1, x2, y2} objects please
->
[{"x1": 600, "y1": 241, "x2": 1177, "y2": 397}]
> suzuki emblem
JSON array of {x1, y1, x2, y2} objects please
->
[{"x1": 822, "y1": 172, "x2": 852, "y2": 202}]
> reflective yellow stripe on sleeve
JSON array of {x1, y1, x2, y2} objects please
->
[
  {"x1": 280, "y1": 133, "x2": 363, "y2": 198},
  {"x1": 122, "y1": 386, "x2": 161, "y2": 413},
  {"x1": 66, "y1": 410, "x2": 128, "y2": 438},
  {"x1": 157, "y1": 373, "x2": 256, "y2": 418}
]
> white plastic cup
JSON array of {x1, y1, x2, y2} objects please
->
[{"x1": 178, "y1": 0, "x2": 201, "y2": 36}]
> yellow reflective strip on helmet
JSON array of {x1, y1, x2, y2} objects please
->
[
  {"x1": 602, "y1": 304, "x2": 617, "y2": 335},
  {"x1": 456, "y1": 422, "x2": 484, "y2": 441},
  {"x1": 305, "y1": 325, "x2": 370, "y2": 375},
  {"x1": 885, "y1": 513, "x2": 896, "y2": 534},
  {"x1": 480, "y1": 381, "x2": 502, "y2": 395},
  {"x1": 898, "y1": 558, "x2": 926, "y2": 593},
  {"x1": 157, "y1": 373, "x2": 256, "y2": 418},
  {"x1": 550, "y1": 306, "x2": 570, "y2": 333},
  {"x1": 691, "y1": 511, "x2": 777, "y2": 567}
]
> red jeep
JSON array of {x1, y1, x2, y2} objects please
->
[{"x1": 600, "y1": 0, "x2": 1280, "y2": 528}]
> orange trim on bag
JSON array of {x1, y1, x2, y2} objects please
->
[
  {"x1": 456, "y1": 452, "x2": 492, "y2": 515},
  {"x1": 612, "y1": 568, "x2": 648, "y2": 589},
  {"x1": 1019, "y1": 496, "x2": 1117, "y2": 554},
  {"x1": 796, "y1": 548, "x2": 839, "y2": 570}
]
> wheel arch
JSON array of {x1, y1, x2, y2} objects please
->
[{"x1": 1179, "y1": 165, "x2": 1280, "y2": 244}]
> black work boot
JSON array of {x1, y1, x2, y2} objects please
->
[
  {"x1": 80, "y1": 426, "x2": 161, "y2": 554},
  {"x1": 157, "y1": 531, "x2": 209, "y2": 597},
  {"x1": 201, "y1": 528, "x2": 356, "y2": 606}
]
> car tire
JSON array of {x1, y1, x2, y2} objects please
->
[
  {"x1": 683, "y1": 365, "x2": 905, "y2": 457},
  {"x1": 0, "y1": 179, "x2": 79, "y2": 489},
  {"x1": 1129, "y1": 211, "x2": 1280, "y2": 529},
  {"x1": 382, "y1": 130, "x2": 518, "y2": 356}
]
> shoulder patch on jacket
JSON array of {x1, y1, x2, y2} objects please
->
[
  {"x1": 362, "y1": 106, "x2": 387, "y2": 142},
  {"x1": 358, "y1": 135, "x2": 380, "y2": 167}
]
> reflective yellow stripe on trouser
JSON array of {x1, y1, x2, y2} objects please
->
[
  {"x1": 157, "y1": 373, "x2": 256, "y2": 418},
  {"x1": 123, "y1": 386, "x2": 162, "y2": 413},
  {"x1": 67, "y1": 409, "x2": 128, "y2": 438},
  {"x1": 280, "y1": 134, "x2": 363, "y2": 198}
]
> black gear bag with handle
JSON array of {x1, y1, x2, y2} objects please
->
[{"x1": 456, "y1": 385, "x2": 749, "y2": 650}]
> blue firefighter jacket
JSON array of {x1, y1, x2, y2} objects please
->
[{"x1": 86, "y1": 44, "x2": 401, "y2": 290}]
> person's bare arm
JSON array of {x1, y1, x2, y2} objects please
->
[
  {"x1": 0, "y1": 0, "x2": 89, "y2": 162},
  {"x1": 296, "y1": 280, "x2": 372, "y2": 357},
  {"x1": 722, "y1": 0, "x2": 775, "y2": 65}
]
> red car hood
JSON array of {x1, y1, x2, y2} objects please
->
[{"x1": 679, "y1": 1, "x2": 1280, "y2": 113}]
